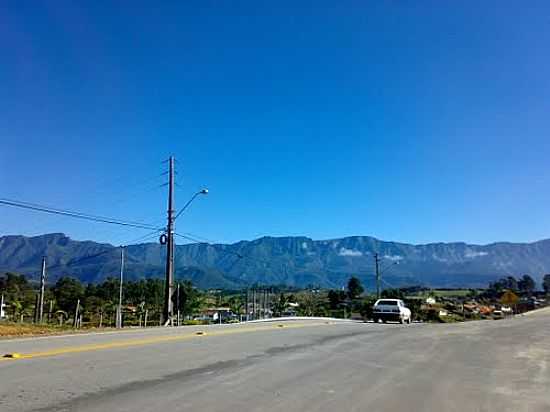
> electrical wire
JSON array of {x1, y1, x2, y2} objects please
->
[
  {"x1": 174, "y1": 232, "x2": 271, "y2": 266},
  {"x1": 124, "y1": 229, "x2": 164, "y2": 245},
  {"x1": 0, "y1": 198, "x2": 160, "y2": 231}
]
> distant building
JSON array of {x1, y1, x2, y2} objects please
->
[{"x1": 196, "y1": 307, "x2": 236, "y2": 323}]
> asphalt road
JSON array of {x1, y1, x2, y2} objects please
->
[{"x1": 1, "y1": 310, "x2": 549, "y2": 412}]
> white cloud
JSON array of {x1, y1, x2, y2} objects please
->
[
  {"x1": 384, "y1": 255, "x2": 403, "y2": 262},
  {"x1": 432, "y1": 254, "x2": 448, "y2": 262},
  {"x1": 465, "y1": 250, "x2": 488, "y2": 258},
  {"x1": 339, "y1": 247, "x2": 363, "y2": 257}
]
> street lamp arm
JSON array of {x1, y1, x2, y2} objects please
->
[
  {"x1": 379, "y1": 261, "x2": 399, "y2": 274},
  {"x1": 174, "y1": 189, "x2": 208, "y2": 221}
]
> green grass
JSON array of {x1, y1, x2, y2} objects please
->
[
  {"x1": 431, "y1": 289, "x2": 472, "y2": 297},
  {"x1": 408, "y1": 289, "x2": 475, "y2": 298}
]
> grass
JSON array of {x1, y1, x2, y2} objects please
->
[
  {"x1": 408, "y1": 289, "x2": 474, "y2": 298},
  {"x1": 0, "y1": 322, "x2": 91, "y2": 340},
  {"x1": 432, "y1": 289, "x2": 473, "y2": 297}
]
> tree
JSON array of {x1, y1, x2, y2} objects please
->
[
  {"x1": 0, "y1": 272, "x2": 35, "y2": 310},
  {"x1": 95, "y1": 277, "x2": 119, "y2": 304},
  {"x1": 296, "y1": 291, "x2": 326, "y2": 317},
  {"x1": 359, "y1": 297, "x2": 377, "y2": 320},
  {"x1": 272, "y1": 293, "x2": 289, "y2": 317},
  {"x1": 328, "y1": 289, "x2": 346, "y2": 309},
  {"x1": 518, "y1": 275, "x2": 536, "y2": 294},
  {"x1": 543, "y1": 274, "x2": 550, "y2": 295},
  {"x1": 53, "y1": 277, "x2": 85, "y2": 312},
  {"x1": 381, "y1": 288, "x2": 405, "y2": 300},
  {"x1": 347, "y1": 277, "x2": 364, "y2": 300},
  {"x1": 504, "y1": 276, "x2": 518, "y2": 291},
  {"x1": 174, "y1": 281, "x2": 205, "y2": 317}
]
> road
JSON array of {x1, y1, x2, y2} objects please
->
[{"x1": 1, "y1": 310, "x2": 549, "y2": 412}]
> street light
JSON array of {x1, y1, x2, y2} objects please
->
[
  {"x1": 174, "y1": 189, "x2": 208, "y2": 221},
  {"x1": 375, "y1": 253, "x2": 400, "y2": 298}
]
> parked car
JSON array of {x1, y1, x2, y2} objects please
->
[
  {"x1": 373, "y1": 299, "x2": 412, "y2": 324},
  {"x1": 492, "y1": 310, "x2": 504, "y2": 319}
]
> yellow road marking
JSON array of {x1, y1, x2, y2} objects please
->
[{"x1": 1, "y1": 322, "x2": 330, "y2": 361}]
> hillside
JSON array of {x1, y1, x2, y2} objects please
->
[{"x1": 1, "y1": 233, "x2": 549, "y2": 289}]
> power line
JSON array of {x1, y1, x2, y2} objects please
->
[
  {"x1": 381, "y1": 278, "x2": 398, "y2": 289},
  {"x1": 22, "y1": 231, "x2": 163, "y2": 280},
  {"x1": 124, "y1": 230, "x2": 164, "y2": 245},
  {"x1": 1, "y1": 198, "x2": 158, "y2": 228},
  {"x1": 21, "y1": 249, "x2": 116, "y2": 279},
  {"x1": 173, "y1": 232, "x2": 271, "y2": 266},
  {"x1": 0, "y1": 198, "x2": 160, "y2": 231}
]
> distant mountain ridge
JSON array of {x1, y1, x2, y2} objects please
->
[{"x1": 1, "y1": 233, "x2": 549, "y2": 289}]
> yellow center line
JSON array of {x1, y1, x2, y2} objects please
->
[{"x1": 1, "y1": 322, "x2": 332, "y2": 361}]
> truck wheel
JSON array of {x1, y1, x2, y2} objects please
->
[
  {"x1": 399, "y1": 318, "x2": 404, "y2": 324},
  {"x1": 407, "y1": 317, "x2": 411, "y2": 324}
]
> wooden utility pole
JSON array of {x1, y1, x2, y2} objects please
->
[
  {"x1": 48, "y1": 300, "x2": 53, "y2": 323},
  {"x1": 33, "y1": 294, "x2": 39, "y2": 323},
  {"x1": 163, "y1": 156, "x2": 175, "y2": 325}
]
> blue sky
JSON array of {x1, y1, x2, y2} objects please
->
[{"x1": 1, "y1": 1, "x2": 549, "y2": 246}]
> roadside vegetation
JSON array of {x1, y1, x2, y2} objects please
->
[{"x1": 2, "y1": 272, "x2": 549, "y2": 337}]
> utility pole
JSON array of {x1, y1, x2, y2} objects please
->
[
  {"x1": 34, "y1": 294, "x2": 39, "y2": 323},
  {"x1": 163, "y1": 156, "x2": 176, "y2": 325},
  {"x1": 375, "y1": 253, "x2": 381, "y2": 299},
  {"x1": 116, "y1": 246, "x2": 125, "y2": 329},
  {"x1": 38, "y1": 256, "x2": 46, "y2": 323},
  {"x1": 266, "y1": 287, "x2": 272, "y2": 318},
  {"x1": 261, "y1": 288, "x2": 264, "y2": 319},
  {"x1": 73, "y1": 299, "x2": 80, "y2": 328},
  {"x1": 176, "y1": 283, "x2": 180, "y2": 327},
  {"x1": 245, "y1": 289, "x2": 249, "y2": 321},
  {"x1": 253, "y1": 289, "x2": 256, "y2": 320}
]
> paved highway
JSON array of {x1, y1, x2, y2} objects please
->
[{"x1": 1, "y1": 309, "x2": 549, "y2": 412}]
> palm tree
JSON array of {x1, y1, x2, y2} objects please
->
[{"x1": 11, "y1": 300, "x2": 23, "y2": 322}]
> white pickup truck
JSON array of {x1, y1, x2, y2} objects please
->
[{"x1": 373, "y1": 299, "x2": 412, "y2": 324}]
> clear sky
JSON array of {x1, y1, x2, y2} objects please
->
[{"x1": 1, "y1": 1, "x2": 549, "y2": 246}]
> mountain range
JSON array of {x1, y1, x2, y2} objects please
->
[{"x1": 1, "y1": 233, "x2": 549, "y2": 289}]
